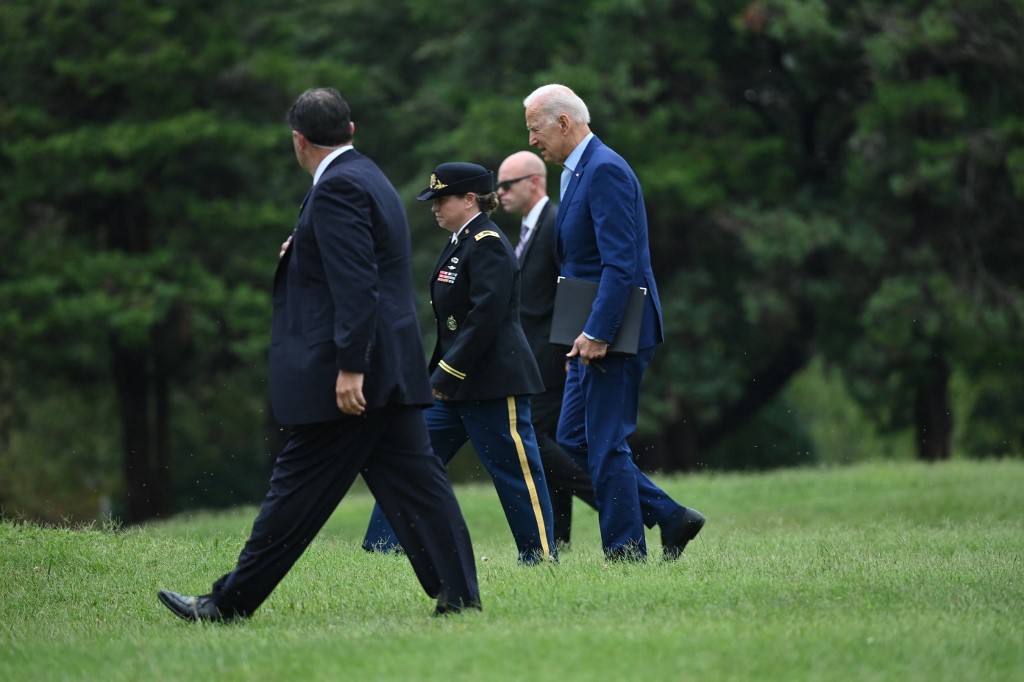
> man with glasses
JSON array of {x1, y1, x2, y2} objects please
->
[{"x1": 496, "y1": 150, "x2": 597, "y2": 550}]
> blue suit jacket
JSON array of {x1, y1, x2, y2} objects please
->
[
  {"x1": 269, "y1": 150, "x2": 432, "y2": 425},
  {"x1": 555, "y1": 135, "x2": 664, "y2": 350}
]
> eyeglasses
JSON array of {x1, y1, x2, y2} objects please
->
[{"x1": 496, "y1": 174, "x2": 537, "y2": 192}]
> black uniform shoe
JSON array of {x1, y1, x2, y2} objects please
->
[
  {"x1": 157, "y1": 590, "x2": 231, "y2": 622},
  {"x1": 660, "y1": 507, "x2": 706, "y2": 560}
]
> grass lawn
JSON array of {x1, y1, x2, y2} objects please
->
[{"x1": 1, "y1": 459, "x2": 1021, "y2": 681}]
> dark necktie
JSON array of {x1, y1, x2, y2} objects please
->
[{"x1": 515, "y1": 221, "x2": 529, "y2": 258}]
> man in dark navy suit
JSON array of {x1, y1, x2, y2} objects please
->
[
  {"x1": 496, "y1": 150, "x2": 597, "y2": 549},
  {"x1": 524, "y1": 84, "x2": 705, "y2": 561},
  {"x1": 157, "y1": 88, "x2": 480, "y2": 621}
]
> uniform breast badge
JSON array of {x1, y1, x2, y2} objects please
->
[{"x1": 446, "y1": 316, "x2": 458, "y2": 331}]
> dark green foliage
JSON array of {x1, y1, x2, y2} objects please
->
[
  {"x1": 701, "y1": 395, "x2": 817, "y2": 471},
  {"x1": 2, "y1": 0, "x2": 1022, "y2": 523},
  {"x1": 0, "y1": 0, "x2": 295, "y2": 522}
]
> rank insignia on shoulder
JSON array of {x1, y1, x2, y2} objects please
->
[
  {"x1": 475, "y1": 230, "x2": 500, "y2": 241},
  {"x1": 446, "y1": 315, "x2": 458, "y2": 331}
]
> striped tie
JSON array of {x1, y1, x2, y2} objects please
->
[{"x1": 515, "y1": 221, "x2": 529, "y2": 258}]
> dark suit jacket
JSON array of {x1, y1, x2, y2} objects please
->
[
  {"x1": 429, "y1": 213, "x2": 544, "y2": 401},
  {"x1": 556, "y1": 135, "x2": 664, "y2": 351},
  {"x1": 269, "y1": 150, "x2": 432, "y2": 425},
  {"x1": 516, "y1": 198, "x2": 565, "y2": 389}
]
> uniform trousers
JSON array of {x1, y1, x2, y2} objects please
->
[
  {"x1": 363, "y1": 395, "x2": 556, "y2": 563},
  {"x1": 557, "y1": 349, "x2": 681, "y2": 558},
  {"x1": 210, "y1": 405, "x2": 479, "y2": 617}
]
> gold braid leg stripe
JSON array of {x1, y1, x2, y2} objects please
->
[{"x1": 506, "y1": 396, "x2": 551, "y2": 559}]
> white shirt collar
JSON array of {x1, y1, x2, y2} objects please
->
[
  {"x1": 459, "y1": 212, "x2": 482, "y2": 233},
  {"x1": 451, "y1": 212, "x2": 483, "y2": 242},
  {"x1": 522, "y1": 195, "x2": 550, "y2": 230},
  {"x1": 312, "y1": 145, "x2": 354, "y2": 185}
]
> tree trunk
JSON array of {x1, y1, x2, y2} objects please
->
[
  {"x1": 153, "y1": 369, "x2": 173, "y2": 518},
  {"x1": 639, "y1": 400, "x2": 700, "y2": 473},
  {"x1": 698, "y1": 300, "x2": 816, "y2": 453},
  {"x1": 111, "y1": 334, "x2": 176, "y2": 523},
  {"x1": 668, "y1": 404, "x2": 701, "y2": 472},
  {"x1": 112, "y1": 342, "x2": 157, "y2": 523},
  {"x1": 915, "y1": 353, "x2": 952, "y2": 461}
]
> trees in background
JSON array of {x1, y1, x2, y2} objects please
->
[
  {"x1": 1, "y1": 0, "x2": 1021, "y2": 523},
  {"x1": 0, "y1": 1, "x2": 297, "y2": 521},
  {"x1": 732, "y1": 1, "x2": 1024, "y2": 462}
]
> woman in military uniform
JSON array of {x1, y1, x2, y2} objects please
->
[{"x1": 363, "y1": 162, "x2": 557, "y2": 564}]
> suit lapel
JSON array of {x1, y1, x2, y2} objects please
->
[
  {"x1": 277, "y1": 151, "x2": 359, "y2": 286},
  {"x1": 431, "y1": 218, "x2": 474, "y2": 292},
  {"x1": 555, "y1": 135, "x2": 600, "y2": 232},
  {"x1": 432, "y1": 236, "x2": 459, "y2": 287},
  {"x1": 520, "y1": 201, "x2": 552, "y2": 264},
  {"x1": 275, "y1": 185, "x2": 313, "y2": 281},
  {"x1": 431, "y1": 214, "x2": 488, "y2": 297},
  {"x1": 298, "y1": 186, "x2": 313, "y2": 215}
]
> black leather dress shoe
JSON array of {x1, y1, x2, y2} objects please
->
[
  {"x1": 433, "y1": 599, "x2": 482, "y2": 617},
  {"x1": 660, "y1": 507, "x2": 706, "y2": 560},
  {"x1": 157, "y1": 589, "x2": 231, "y2": 622}
]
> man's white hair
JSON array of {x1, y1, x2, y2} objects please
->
[{"x1": 524, "y1": 84, "x2": 591, "y2": 125}]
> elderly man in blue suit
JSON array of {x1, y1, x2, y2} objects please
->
[
  {"x1": 157, "y1": 88, "x2": 480, "y2": 621},
  {"x1": 523, "y1": 83, "x2": 705, "y2": 561}
]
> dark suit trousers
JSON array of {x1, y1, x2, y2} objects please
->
[
  {"x1": 210, "y1": 405, "x2": 479, "y2": 617},
  {"x1": 531, "y1": 382, "x2": 597, "y2": 545}
]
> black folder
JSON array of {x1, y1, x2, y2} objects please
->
[{"x1": 549, "y1": 277, "x2": 647, "y2": 355}]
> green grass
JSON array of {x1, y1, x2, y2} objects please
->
[{"x1": 2, "y1": 460, "x2": 1022, "y2": 681}]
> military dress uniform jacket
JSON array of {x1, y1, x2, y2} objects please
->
[{"x1": 429, "y1": 213, "x2": 544, "y2": 401}]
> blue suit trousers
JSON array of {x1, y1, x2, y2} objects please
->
[{"x1": 557, "y1": 349, "x2": 680, "y2": 557}]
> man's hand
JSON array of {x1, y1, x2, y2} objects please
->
[
  {"x1": 336, "y1": 370, "x2": 367, "y2": 415},
  {"x1": 566, "y1": 333, "x2": 608, "y2": 366},
  {"x1": 279, "y1": 235, "x2": 293, "y2": 259}
]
